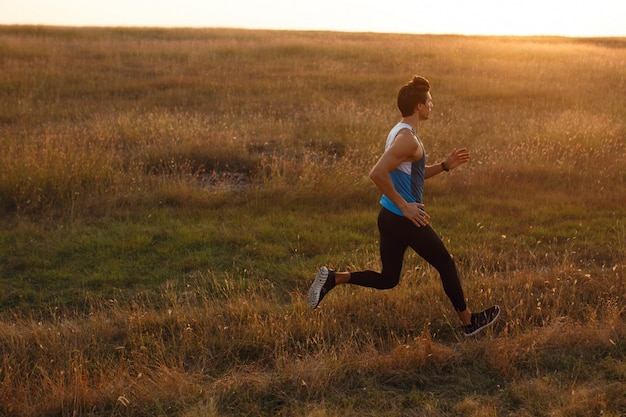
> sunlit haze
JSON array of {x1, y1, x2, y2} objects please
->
[{"x1": 1, "y1": 0, "x2": 625, "y2": 37}]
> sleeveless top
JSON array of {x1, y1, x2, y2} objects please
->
[{"x1": 379, "y1": 122, "x2": 426, "y2": 216}]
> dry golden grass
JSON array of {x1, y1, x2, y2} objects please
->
[
  {"x1": 1, "y1": 269, "x2": 624, "y2": 416},
  {"x1": 0, "y1": 26, "x2": 625, "y2": 416}
]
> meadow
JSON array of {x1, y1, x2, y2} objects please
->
[{"x1": 0, "y1": 26, "x2": 625, "y2": 416}]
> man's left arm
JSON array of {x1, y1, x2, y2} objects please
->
[{"x1": 425, "y1": 148, "x2": 470, "y2": 179}]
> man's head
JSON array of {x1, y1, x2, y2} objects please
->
[{"x1": 397, "y1": 75, "x2": 433, "y2": 119}]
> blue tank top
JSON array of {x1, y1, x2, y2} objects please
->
[{"x1": 379, "y1": 122, "x2": 425, "y2": 216}]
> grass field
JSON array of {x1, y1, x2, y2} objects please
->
[{"x1": 0, "y1": 26, "x2": 625, "y2": 416}]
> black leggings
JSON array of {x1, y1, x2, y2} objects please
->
[{"x1": 349, "y1": 207, "x2": 467, "y2": 312}]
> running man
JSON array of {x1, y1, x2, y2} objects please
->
[{"x1": 308, "y1": 75, "x2": 500, "y2": 336}]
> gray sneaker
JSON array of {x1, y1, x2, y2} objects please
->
[
  {"x1": 308, "y1": 266, "x2": 336, "y2": 309},
  {"x1": 461, "y1": 305, "x2": 501, "y2": 336}
]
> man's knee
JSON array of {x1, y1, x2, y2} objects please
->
[{"x1": 378, "y1": 272, "x2": 401, "y2": 289}]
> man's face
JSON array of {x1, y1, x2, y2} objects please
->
[{"x1": 417, "y1": 92, "x2": 433, "y2": 120}]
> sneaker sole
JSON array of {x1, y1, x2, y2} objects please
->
[
  {"x1": 308, "y1": 266, "x2": 328, "y2": 309},
  {"x1": 464, "y1": 305, "x2": 501, "y2": 337}
]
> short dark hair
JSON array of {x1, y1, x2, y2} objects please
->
[{"x1": 397, "y1": 75, "x2": 431, "y2": 117}]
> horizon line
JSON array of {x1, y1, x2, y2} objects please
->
[{"x1": 1, "y1": 23, "x2": 625, "y2": 39}]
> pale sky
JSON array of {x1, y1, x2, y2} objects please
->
[{"x1": 1, "y1": 0, "x2": 625, "y2": 37}]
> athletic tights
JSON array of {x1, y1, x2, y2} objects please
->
[{"x1": 349, "y1": 207, "x2": 467, "y2": 312}]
